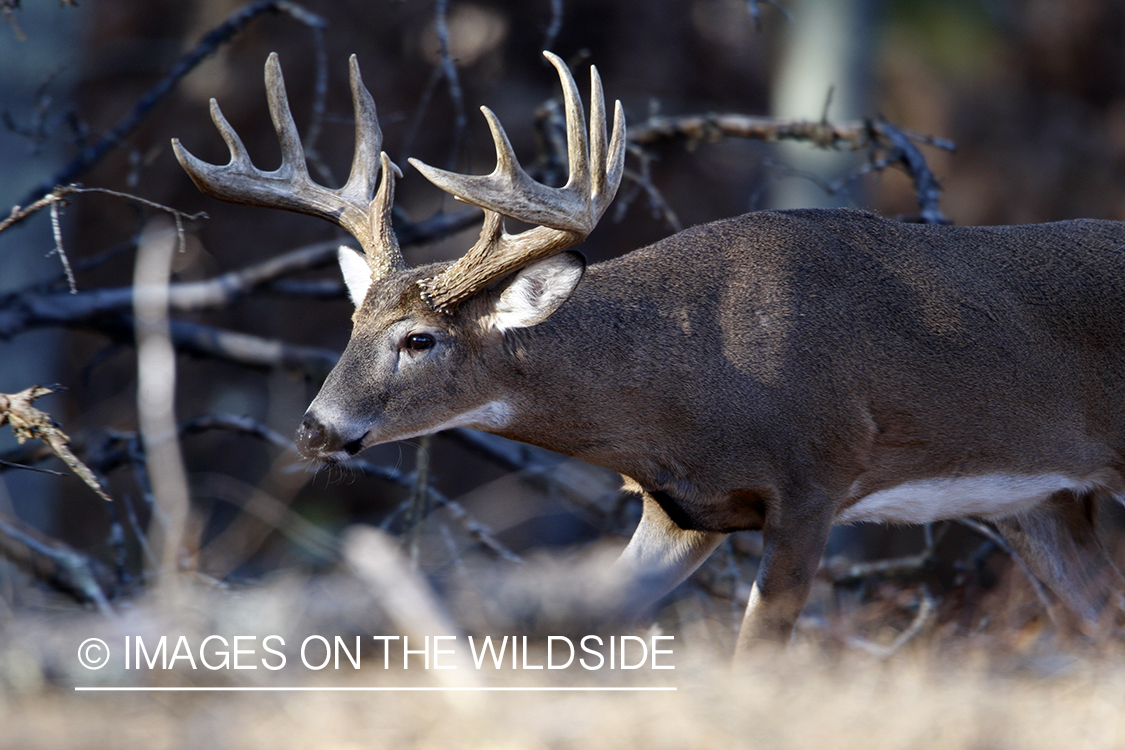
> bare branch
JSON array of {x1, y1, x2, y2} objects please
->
[
  {"x1": 628, "y1": 112, "x2": 954, "y2": 224},
  {"x1": 824, "y1": 524, "x2": 949, "y2": 586},
  {"x1": 433, "y1": 0, "x2": 468, "y2": 170},
  {"x1": 0, "y1": 511, "x2": 114, "y2": 611},
  {"x1": 179, "y1": 413, "x2": 292, "y2": 450},
  {"x1": 871, "y1": 118, "x2": 948, "y2": 225},
  {"x1": 404, "y1": 435, "x2": 433, "y2": 568},
  {"x1": 163, "y1": 318, "x2": 340, "y2": 376},
  {"x1": 847, "y1": 586, "x2": 936, "y2": 658},
  {"x1": 542, "y1": 0, "x2": 564, "y2": 55},
  {"x1": 629, "y1": 112, "x2": 875, "y2": 149},
  {"x1": 17, "y1": 0, "x2": 328, "y2": 208},
  {"x1": 133, "y1": 219, "x2": 193, "y2": 582}
]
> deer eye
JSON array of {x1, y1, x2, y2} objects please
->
[{"x1": 403, "y1": 332, "x2": 436, "y2": 351}]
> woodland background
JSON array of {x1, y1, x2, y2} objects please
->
[{"x1": 1, "y1": 1, "x2": 1125, "y2": 748}]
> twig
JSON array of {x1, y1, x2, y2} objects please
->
[
  {"x1": 628, "y1": 112, "x2": 954, "y2": 224},
  {"x1": 180, "y1": 413, "x2": 292, "y2": 450},
  {"x1": 1, "y1": 185, "x2": 207, "y2": 292},
  {"x1": 433, "y1": 0, "x2": 468, "y2": 170},
  {"x1": 404, "y1": 435, "x2": 433, "y2": 568},
  {"x1": 17, "y1": 0, "x2": 328, "y2": 208},
  {"x1": 542, "y1": 0, "x2": 564, "y2": 55},
  {"x1": 847, "y1": 585, "x2": 936, "y2": 659},
  {"x1": 133, "y1": 218, "x2": 193, "y2": 582},
  {"x1": 343, "y1": 453, "x2": 523, "y2": 564},
  {"x1": 0, "y1": 511, "x2": 114, "y2": 612},
  {"x1": 870, "y1": 118, "x2": 948, "y2": 225},
  {"x1": 3, "y1": 184, "x2": 205, "y2": 235},
  {"x1": 0, "y1": 459, "x2": 65, "y2": 477},
  {"x1": 48, "y1": 198, "x2": 76, "y2": 293},
  {"x1": 617, "y1": 159, "x2": 683, "y2": 232}
]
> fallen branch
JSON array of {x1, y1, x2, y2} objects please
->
[{"x1": 847, "y1": 586, "x2": 937, "y2": 659}]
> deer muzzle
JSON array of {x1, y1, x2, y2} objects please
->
[{"x1": 295, "y1": 412, "x2": 363, "y2": 462}]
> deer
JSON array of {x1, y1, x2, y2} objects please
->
[{"x1": 173, "y1": 51, "x2": 1125, "y2": 655}]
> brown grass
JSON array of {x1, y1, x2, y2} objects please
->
[{"x1": 2, "y1": 544, "x2": 1124, "y2": 750}]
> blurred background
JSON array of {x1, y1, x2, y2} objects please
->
[{"x1": 1, "y1": 0, "x2": 1125, "y2": 647}]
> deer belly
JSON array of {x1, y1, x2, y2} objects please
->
[{"x1": 836, "y1": 473, "x2": 1093, "y2": 525}]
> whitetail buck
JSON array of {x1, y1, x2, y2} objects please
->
[{"x1": 174, "y1": 52, "x2": 1125, "y2": 654}]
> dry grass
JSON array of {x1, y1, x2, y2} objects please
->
[
  {"x1": 3, "y1": 634, "x2": 1125, "y2": 750},
  {"x1": 2, "y1": 535, "x2": 1124, "y2": 750}
]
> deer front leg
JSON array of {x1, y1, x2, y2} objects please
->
[
  {"x1": 613, "y1": 492, "x2": 727, "y2": 615},
  {"x1": 734, "y1": 497, "x2": 835, "y2": 656}
]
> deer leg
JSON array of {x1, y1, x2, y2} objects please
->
[
  {"x1": 612, "y1": 492, "x2": 727, "y2": 614},
  {"x1": 734, "y1": 498, "x2": 835, "y2": 656},
  {"x1": 992, "y1": 489, "x2": 1125, "y2": 634}
]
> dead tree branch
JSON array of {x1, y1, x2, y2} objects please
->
[
  {"x1": 628, "y1": 113, "x2": 954, "y2": 224},
  {"x1": 0, "y1": 511, "x2": 115, "y2": 612},
  {"x1": 349, "y1": 452, "x2": 524, "y2": 565},
  {"x1": 17, "y1": 0, "x2": 328, "y2": 208}
]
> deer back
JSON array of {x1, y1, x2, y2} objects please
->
[{"x1": 475, "y1": 208, "x2": 1125, "y2": 530}]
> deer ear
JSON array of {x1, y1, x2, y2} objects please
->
[
  {"x1": 338, "y1": 245, "x2": 373, "y2": 308},
  {"x1": 489, "y1": 251, "x2": 586, "y2": 332}
]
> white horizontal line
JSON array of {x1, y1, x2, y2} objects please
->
[{"x1": 74, "y1": 686, "x2": 677, "y2": 692}]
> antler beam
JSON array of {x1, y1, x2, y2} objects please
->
[
  {"x1": 172, "y1": 53, "x2": 405, "y2": 280},
  {"x1": 410, "y1": 51, "x2": 626, "y2": 312}
]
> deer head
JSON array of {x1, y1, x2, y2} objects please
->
[{"x1": 173, "y1": 51, "x2": 625, "y2": 462}]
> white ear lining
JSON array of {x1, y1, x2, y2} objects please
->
[
  {"x1": 489, "y1": 252, "x2": 585, "y2": 332},
  {"x1": 338, "y1": 245, "x2": 373, "y2": 308}
]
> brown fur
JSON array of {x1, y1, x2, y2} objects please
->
[{"x1": 299, "y1": 208, "x2": 1125, "y2": 652}]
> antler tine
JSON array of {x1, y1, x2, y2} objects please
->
[
  {"x1": 550, "y1": 51, "x2": 590, "y2": 206},
  {"x1": 369, "y1": 151, "x2": 403, "y2": 279},
  {"x1": 172, "y1": 53, "x2": 405, "y2": 279},
  {"x1": 589, "y1": 63, "x2": 627, "y2": 219},
  {"x1": 341, "y1": 55, "x2": 383, "y2": 218},
  {"x1": 409, "y1": 51, "x2": 626, "y2": 312}
]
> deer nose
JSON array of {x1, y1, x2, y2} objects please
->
[{"x1": 296, "y1": 413, "x2": 344, "y2": 459}]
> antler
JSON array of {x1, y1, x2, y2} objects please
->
[
  {"x1": 172, "y1": 53, "x2": 405, "y2": 280},
  {"x1": 409, "y1": 51, "x2": 626, "y2": 312}
]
